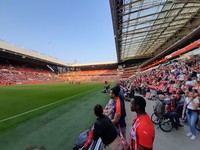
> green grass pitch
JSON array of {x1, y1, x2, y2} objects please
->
[{"x1": 0, "y1": 83, "x2": 110, "y2": 150}]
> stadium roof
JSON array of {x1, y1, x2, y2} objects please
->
[
  {"x1": 0, "y1": 40, "x2": 117, "y2": 68},
  {"x1": 0, "y1": 40, "x2": 70, "y2": 67},
  {"x1": 70, "y1": 61, "x2": 117, "y2": 67},
  {"x1": 110, "y1": 0, "x2": 200, "y2": 63}
]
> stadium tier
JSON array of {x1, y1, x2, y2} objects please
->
[
  {"x1": 130, "y1": 55, "x2": 200, "y2": 95},
  {"x1": 0, "y1": 58, "x2": 65, "y2": 85},
  {"x1": 0, "y1": 69, "x2": 64, "y2": 86},
  {"x1": 59, "y1": 70, "x2": 117, "y2": 82}
]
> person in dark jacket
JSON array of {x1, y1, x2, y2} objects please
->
[{"x1": 93, "y1": 104, "x2": 123, "y2": 150}]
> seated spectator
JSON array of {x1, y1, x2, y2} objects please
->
[
  {"x1": 186, "y1": 77, "x2": 195, "y2": 87},
  {"x1": 178, "y1": 72, "x2": 185, "y2": 82},
  {"x1": 154, "y1": 94, "x2": 166, "y2": 118},
  {"x1": 156, "y1": 94, "x2": 183, "y2": 130},
  {"x1": 104, "y1": 98, "x2": 114, "y2": 117},
  {"x1": 93, "y1": 104, "x2": 123, "y2": 150}
]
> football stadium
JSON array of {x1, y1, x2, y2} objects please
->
[{"x1": 0, "y1": 0, "x2": 200, "y2": 150}]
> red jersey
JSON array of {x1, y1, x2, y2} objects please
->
[{"x1": 130, "y1": 113, "x2": 155, "y2": 150}]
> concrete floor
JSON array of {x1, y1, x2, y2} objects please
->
[{"x1": 124, "y1": 97, "x2": 200, "y2": 150}]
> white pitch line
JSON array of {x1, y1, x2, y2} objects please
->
[{"x1": 0, "y1": 87, "x2": 99, "y2": 123}]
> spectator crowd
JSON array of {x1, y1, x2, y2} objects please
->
[
  {"x1": 87, "y1": 55, "x2": 200, "y2": 150},
  {"x1": 81, "y1": 81, "x2": 156, "y2": 150},
  {"x1": 59, "y1": 70, "x2": 117, "y2": 83},
  {"x1": 0, "y1": 63, "x2": 64, "y2": 85}
]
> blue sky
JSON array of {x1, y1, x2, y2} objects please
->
[{"x1": 0, "y1": 0, "x2": 116, "y2": 64}]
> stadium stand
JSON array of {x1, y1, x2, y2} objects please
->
[
  {"x1": 117, "y1": 66, "x2": 137, "y2": 79},
  {"x1": 1, "y1": 0, "x2": 200, "y2": 149},
  {"x1": 59, "y1": 70, "x2": 117, "y2": 83},
  {"x1": 0, "y1": 61, "x2": 65, "y2": 86},
  {"x1": 0, "y1": 40, "x2": 119, "y2": 86},
  {"x1": 129, "y1": 55, "x2": 200, "y2": 98}
]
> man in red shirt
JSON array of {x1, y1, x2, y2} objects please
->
[{"x1": 130, "y1": 96, "x2": 155, "y2": 150}]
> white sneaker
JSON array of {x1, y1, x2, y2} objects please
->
[
  {"x1": 190, "y1": 135, "x2": 196, "y2": 140},
  {"x1": 186, "y1": 132, "x2": 192, "y2": 137}
]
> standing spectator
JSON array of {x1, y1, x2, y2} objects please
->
[
  {"x1": 116, "y1": 80, "x2": 125, "y2": 101},
  {"x1": 130, "y1": 96, "x2": 155, "y2": 150},
  {"x1": 116, "y1": 80, "x2": 127, "y2": 119},
  {"x1": 93, "y1": 104, "x2": 123, "y2": 150},
  {"x1": 110, "y1": 86, "x2": 126, "y2": 138},
  {"x1": 183, "y1": 91, "x2": 199, "y2": 140},
  {"x1": 130, "y1": 84, "x2": 135, "y2": 98},
  {"x1": 181, "y1": 90, "x2": 189, "y2": 120}
]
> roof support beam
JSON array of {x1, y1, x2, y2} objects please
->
[
  {"x1": 140, "y1": 10, "x2": 200, "y2": 67},
  {"x1": 121, "y1": 14, "x2": 193, "y2": 29},
  {"x1": 122, "y1": 5, "x2": 200, "y2": 23}
]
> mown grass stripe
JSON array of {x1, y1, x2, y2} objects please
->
[{"x1": 0, "y1": 86, "x2": 100, "y2": 123}]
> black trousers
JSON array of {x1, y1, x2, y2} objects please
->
[{"x1": 164, "y1": 112, "x2": 180, "y2": 127}]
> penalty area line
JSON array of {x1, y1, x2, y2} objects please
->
[{"x1": 0, "y1": 87, "x2": 100, "y2": 123}]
